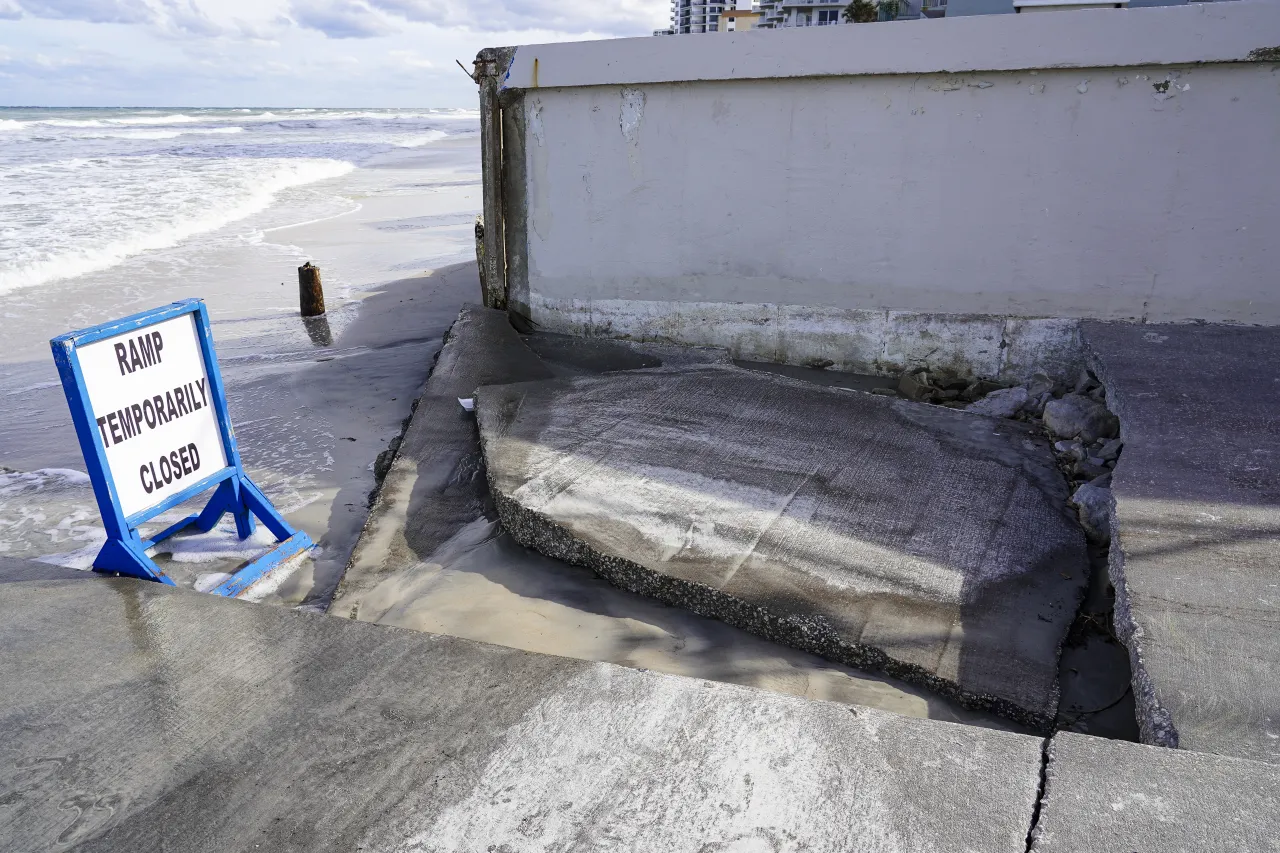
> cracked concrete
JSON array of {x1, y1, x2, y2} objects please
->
[
  {"x1": 1084, "y1": 321, "x2": 1280, "y2": 763},
  {"x1": 1031, "y1": 731, "x2": 1280, "y2": 852},
  {"x1": 477, "y1": 363, "x2": 1091, "y2": 729}
]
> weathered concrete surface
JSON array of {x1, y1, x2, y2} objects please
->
[
  {"x1": 0, "y1": 556, "x2": 1046, "y2": 852},
  {"x1": 332, "y1": 305, "x2": 554, "y2": 618},
  {"x1": 1031, "y1": 731, "x2": 1280, "y2": 852},
  {"x1": 522, "y1": 330, "x2": 732, "y2": 376},
  {"x1": 1083, "y1": 322, "x2": 1280, "y2": 763},
  {"x1": 477, "y1": 364, "x2": 1091, "y2": 729}
]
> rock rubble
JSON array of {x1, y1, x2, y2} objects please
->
[
  {"x1": 889, "y1": 366, "x2": 1123, "y2": 544},
  {"x1": 970, "y1": 369, "x2": 1122, "y2": 544}
]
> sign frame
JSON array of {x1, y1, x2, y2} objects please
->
[{"x1": 50, "y1": 299, "x2": 312, "y2": 597}]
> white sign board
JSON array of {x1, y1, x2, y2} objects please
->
[{"x1": 78, "y1": 313, "x2": 230, "y2": 518}]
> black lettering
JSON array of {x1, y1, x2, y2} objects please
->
[
  {"x1": 165, "y1": 392, "x2": 178, "y2": 421},
  {"x1": 107, "y1": 412, "x2": 122, "y2": 445},
  {"x1": 169, "y1": 451, "x2": 182, "y2": 480},
  {"x1": 128, "y1": 339, "x2": 143, "y2": 373},
  {"x1": 118, "y1": 407, "x2": 135, "y2": 441},
  {"x1": 131, "y1": 404, "x2": 144, "y2": 433},
  {"x1": 188, "y1": 443, "x2": 200, "y2": 472},
  {"x1": 114, "y1": 343, "x2": 130, "y2": 376},
  {"x1": 196, "y1": 378, "x2": 208, "y2": 407},
  {"x1": 159, "y1": 455, "x2": 172, "y2": 484},
  {"x1": 139, "y1": 334, "x2": 155, "y2": 368},
  {"x1": 187, "y1": 382, "x2": 200, "y2": 412},
  {"x1": 152, "y1": 332, "x2": 163, "y2": 363},
  {"x1": 96, "y1": 416, "x2": 111, "y2": 446},
  {"x1": 153, "y1": 395, "x2": 166, "y2": 423},
  {"x1": 178, "y1": 446, "x2": 192, "y2": 476},
  {"x1": 142, "y1": 399, "x2": 157, "y2": 429},
  {"x1": 140, "y1": 464, "x2": 153, "y2": 494},
  {"x1": 175, "y1": 387, "x2": 189, "y2": 416}
]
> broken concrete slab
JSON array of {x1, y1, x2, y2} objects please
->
[
  {"x1": 338, "y1": 316, "x2": 1026, "y2": 731},
  {"x1": 1030, "y1": 731, "x2": 1280, "y2": 852},
  {"x1": 1083, "y1": 321, "x2": 1280, "y2": 763},
  {"x1": 332, "y1": 305, "x2": 554, "y2": 617},
  {"x1": 477, "y1": 364, "x2": 1091, "y2": 729},
  {"x1": 0, "y1": 556, "x2": 1046, "y2": 852}
]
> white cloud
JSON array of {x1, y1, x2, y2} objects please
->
[
  {"x1": 15, "y1": 0, "x2": 154, "y2": 24},
  {"x1": 10, "y1": 0, "x2": 231, "y2": 36},
  {"x1": 0, "y1": 0, "x2": 671, "y2": 107},
  {"x1": 389, "y1": 49, "x2": 434, "y2": 69},
  {"x1": 292, "y1": 0, "x2": 666, "y2": 38},
  {"x1": 288, "y1": 0, "x2": 398, "y2": 38}
]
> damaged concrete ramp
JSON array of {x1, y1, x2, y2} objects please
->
[{"x1": 477, "y1": 364, "x2": 1089, "y2": 728}]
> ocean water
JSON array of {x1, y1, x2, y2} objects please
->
[
  {"x1": 0, "y1": 106, "x2": 482, "y2": 596},
  {"x1": 0, "y1": 107, "x2": 475, "y2": 294}
]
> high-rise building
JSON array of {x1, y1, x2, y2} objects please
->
[
  {"x1": 753, "y1": 0, "x2": 848, "y2": 28},
  {"x1": 669, "y1": 0, "x2": 726, "y2": 33},
  {"x1": 665, "y1": 0, "x2": 762, "y2": 33}
]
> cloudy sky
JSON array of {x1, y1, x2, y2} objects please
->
[{"x1": 0, "y1": 0, "x2": 669, "y2": 107}]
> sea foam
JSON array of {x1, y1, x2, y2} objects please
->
[{"x1": 0, "y1": 157, "x2": 355, "y2": 294}]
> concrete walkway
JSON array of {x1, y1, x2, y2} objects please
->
[
  {"x1": 477, "y1": 364, "x2": 1091, "y2": 729},
  {"x1": 1084, "y1": 322, "x2": 1280, "y2": 763},
  {"x1": 7, "y1": 555, "x2": 1279, "y2": 851},
  {"x1": 1032, "y1": 731, "x2": 1280, "y2": 852},
  {"x1": 0, "y1": 556, "x2": 1045, "y2": 852}
]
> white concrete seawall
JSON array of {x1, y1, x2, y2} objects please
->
[{"x1": 488, "y1": 2, "x2": 1280, "y2": 380}]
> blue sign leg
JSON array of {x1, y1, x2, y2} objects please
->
[
  {"x1": 95, "y1": 537, "x2": 177, "y2": 586},
  {"x1": 231, "y1": 477, "x2": 257, "y2": 540}
]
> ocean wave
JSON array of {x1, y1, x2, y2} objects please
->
[
  {"x1": 86, "y1": 127, "x2": 247, "y2": 140},
  {"x1": 0, "y1": 157, "x2": 355, "y2": 294},
  {"x1": 0, "y1": 109, "x2": 479, "y2": 135},
  {"x1": 394, "y1": 130, "x2": 449, "y2": 148}
]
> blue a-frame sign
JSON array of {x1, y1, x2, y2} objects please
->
[{"x1": 50, "y1": 299, "x2": 313, "y2": 597}]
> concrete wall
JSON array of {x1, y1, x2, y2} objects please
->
[{"x1": 495, "y1": 2, "x2": 1280, "y2": 380}]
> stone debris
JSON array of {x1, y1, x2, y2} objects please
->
[
  {"x1": 966, "y1": 385, "x2": 1029, "y2": 418},
  {"x1": 1070, "y1": 479, "x2": 1113, "y2": 545},
  {"x1": 894, "y1": 368, "x2": 992, "y2": 408},
  {"x1": 1043, "y1": 394, "x2": 1121, "y2": 444},
  {"x1": 897, "y1": 369, "x2": 935, "y2": 402},
  {"x1": 960, "y1": 369, "x2": 1124, "y2": 496}
]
